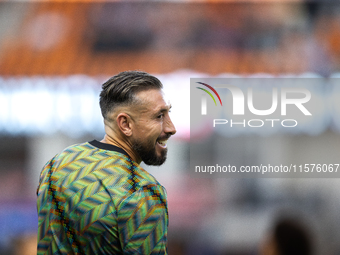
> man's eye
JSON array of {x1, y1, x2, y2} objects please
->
[{"x1": 157, "y1": 114, "x2": 164, "y2": 119}]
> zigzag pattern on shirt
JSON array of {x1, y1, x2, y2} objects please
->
[{"x1": 37, "y1": 141, "x2": 168, "y2": 255}]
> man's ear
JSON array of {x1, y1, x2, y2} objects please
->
[{"x1": 116, "y1": 113, "x2": 132, "y2": 136}]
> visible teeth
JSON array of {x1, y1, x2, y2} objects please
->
[{"x1": 158, "y1": 140, "x2": 167, "y2": 146}]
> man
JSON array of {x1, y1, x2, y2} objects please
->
[{"x1": 37, "y1": 71, "x2": 176, "y2": 254}]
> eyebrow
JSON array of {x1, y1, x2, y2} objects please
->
[
  {"x1": 155, "y1": 104, "x2": 172, "y2": 115},
  {"x1": 161, "y1": 104, "x2": 172, "y2": 112}
]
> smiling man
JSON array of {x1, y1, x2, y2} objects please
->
[{"x1": 37, "y1": 71, "x2": 176, "y2": 255}]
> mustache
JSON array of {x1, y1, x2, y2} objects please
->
[{"x1": 157, "y1": 134, "x2": 171, "y2": 141}]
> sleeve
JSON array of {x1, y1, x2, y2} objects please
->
[
  {"x1": 37, "y1": 157, "x2": 56, "y2": 196},
  {"x1": 117, "y1": 184, "x2": 168, "y2": 255}
]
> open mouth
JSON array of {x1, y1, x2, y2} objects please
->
[{"x1": 157, "y1": 139, "x2": 168, "y2": 148}]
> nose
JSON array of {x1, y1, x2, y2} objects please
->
[{"x1": 164, "y1": 115, "x2": 176, "y2": 136}]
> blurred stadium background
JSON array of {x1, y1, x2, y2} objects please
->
[{"x1": 1, "y1": 1, "x2": 340, "y2": 255}]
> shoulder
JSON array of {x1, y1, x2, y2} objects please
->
[
  {"x1": 37, "y1": 141, "x2": 128, "y2": 195},
  {"x1": 105, "y1": 163, "x2": 167, "y2": 210}
]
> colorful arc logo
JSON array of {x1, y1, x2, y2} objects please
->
[{"x1": 196, "y1": 82, "x2": 223, "y2": 106}]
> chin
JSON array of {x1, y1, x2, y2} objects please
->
[
  {"x1": 143, "y1": 150, "x2": 167, "y2": 166},
  {"x1": 132, "y1": 137, "x2": 168, "y2": 166}
]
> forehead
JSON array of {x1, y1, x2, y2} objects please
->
[{"x1": 135, "y1": 89, "x2": 170, "y2": 111}]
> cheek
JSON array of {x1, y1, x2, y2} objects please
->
[
  {"x1": 148, "y1": 122, "x2": 163, "y2": 139},
  {"x1": 137, "y1": 121, "x2": 162, "y2": 139}
]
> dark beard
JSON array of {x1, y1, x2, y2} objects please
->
[{"x1": 132, "y1": 137, "x2": 168, "y2": 166}]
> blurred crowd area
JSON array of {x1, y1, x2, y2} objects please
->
[
  {"x1": 0, "y1": 1, "x2": 340, "y2": 75},
  {"x1": 1, "y1": 1, "x2": 340, "y2": 255}
]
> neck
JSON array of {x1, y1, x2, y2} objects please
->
[{"x1": 101, "y1": 134, "x2": 141, "y2": 165}]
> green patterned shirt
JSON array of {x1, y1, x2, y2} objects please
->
[{"x1": 37, "y1": 140, "x2": 168, "y2": 255}]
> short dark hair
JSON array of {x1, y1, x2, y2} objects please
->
[
  {"x1": 99, "y1": 71, "x2": 163, "y2": 119},
  {"x1": 273, "y1": 218, "x2": 312, "y2": 255}
]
